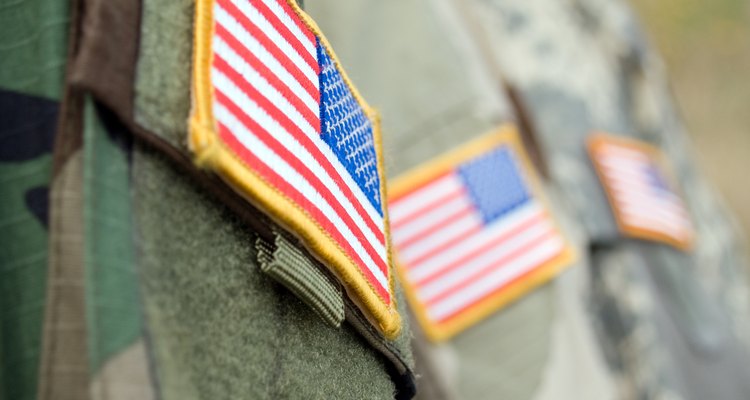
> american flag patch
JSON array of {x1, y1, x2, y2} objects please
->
[
  {"x1": 189, "y1": 0, "x2": 400, "y2": 336},
  {"x1": 588, "y1": 134, "x2": 694, "y2": 250},
  {"x1": 389, "y1": 129, "x2": 574, "y2": 341}
]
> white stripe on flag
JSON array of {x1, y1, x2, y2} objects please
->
[
  {"x1": 601, "y1": 164, "x2": 650, "y2": 184},
  {"x1": 212, "y1": 70, "x2": 387, "y2": 262},
  {"x1": 427, "y1": 237, "x2": 564, "y2": 321},
  {"x1": 417, "y1": 220, "x2": 555, "y2": 302},
  {"x1": 214, "y1": 99, "x2": 389, "y2": 291},
  {"x1": 607, "y1": 179, "x2": 683, "y2": 207},
  {"x1": 398, "y1": 213, "x2": 482, "y2": 266},
  {"x1": 614, "y1": 193, "x2": 688, "y2": 223},
  {"x1": 262, "y1": 0, "x2": 317, "y2": 58},
  {"x1": 407, "y1": 202, "x2": 543, "y2": 282},
  {"x1": 389, "y1": 174, "x2": 464, "y2": 224},
  {"x1": 228, "y1": 0, "x2": 318, "y2": 85},
  {"x1": 214, "y1": 10, "x2": 386, "y2": 233},
  {"x1": 215, "y1": 5, "x2": 318, "y2": 115},
  {"x1": 392, "y1": 195, "x2": 471, "y2": 245}
]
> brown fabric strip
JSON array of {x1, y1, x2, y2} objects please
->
[
  {"x1": 504, "y1": 83, "x2": 550, "y2": 179},
  {"x1": 52, "y1": 0, "x2": 84, "y2": 174},
  {"x1": 68, "y1": 0, "x2": 139, "y2": 126},
  {"x1": 41, "y1": 0, "x2": 91, "y2": 392}
]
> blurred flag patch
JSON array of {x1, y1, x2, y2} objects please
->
[
  {"x1": 588, "y1": 134, "x2": 694, "y2": 250},
  {"x1": 389, "y1": 128, "x2": 574, "y2": 341}
]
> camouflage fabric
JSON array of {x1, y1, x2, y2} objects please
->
[
  {"x1": 0, "y1": 0, "x2": 69, "y2": 398},
  {"x1": 308, "y1": 0, "x2": 618, "y2": 399},
  {"x1": 37, "y1": 96, "x2": 153, "y2": 400},
  {"x1": 462, "y1": 0, "x2": 750, "y2": 398}
]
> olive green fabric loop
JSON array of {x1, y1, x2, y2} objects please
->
[{"x1": 255, "y1": 230, "x2": 345, "y2": 328}]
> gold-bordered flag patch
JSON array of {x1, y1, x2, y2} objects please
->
[
  {"x1": 389, "y1": 126, "x2": 575, "y2": 341},
  {"x1": 587, "y1": 133, "x2": 694, "y2": 251},
  {"x1": 189, "y1": 0, "x2": 400, "y2": 337}
]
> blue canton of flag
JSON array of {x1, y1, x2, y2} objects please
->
[
  {"x1": 318, "y1": 41, "x2": 383, "y2": 214},
  {"x1": 459, "y1": 147, "x2": 530, "y2": 223}
]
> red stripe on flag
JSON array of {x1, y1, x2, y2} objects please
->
[
  {"x1": 213, "y1": 88, "x2": 389, "y2": 280},
  {"x1": 217, "y1": 0, "x2": 319, "y2": 103},
  {"x1": 424, "y1": 229, "x2": 558, "y2": 307},
  {"x1": 435, "y1": 249, "x2": 556, "y2": 324},
  {"x1": 213, "y1": 55, "x2": 386, "y2": 251},
  {"x1": 402, "y1": 225, "x2": 483, "y2": 271},
  {"x1": 250, "y1": 0, "x2": 319, "y2": 74},
  {"x1": 217, "y1": 121, "x2": 391, "y2": 303},
  {"x1": 395, "y1": 205, "x2": 474, "y2": 250},
  {"x1": 390, "y1": 171, "x2": 453, "y2": 204},
  {"x1": 412, "y1": 211, "x2": 547, "y2": 286},
  {"x1": 215, "y1": 24, "x2": 319, "y2": 130},
  {"x1": 390, "y1": 187, "x2": 466, "y2": 230},
  {"x1": 276, "y1": 0, "x2": 317, "y2": 49}
]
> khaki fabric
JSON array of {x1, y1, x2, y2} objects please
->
[
  {"x1": 464, "y1": 0, "x2": 750, "y2": 398},
  {"x1": 305, "y1": 0, "x2": 512, "y2": 176},
  {"x1": 37, "y1": 151, "x2": 89, "y2": 400},
  {"x1": 307, "y1": 0, "x2": 617, "y2": 399}
]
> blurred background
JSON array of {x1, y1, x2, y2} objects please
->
[{"x1": 631, "y1": 0, "x2": 750, "y2": 249}]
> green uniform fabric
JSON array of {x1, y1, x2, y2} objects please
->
[
  {"x1": 131, "y1": 144, "x2": 398, "y2": 399},
  {"x1": 0, "y1": 142, "x2": 53, "y2": 400},
  {"x1": 83, "y1": 98, "x2": 141, "y2": 374},
  {"x1": 22, "y1": 0, "x2": 416, "y2": 395},
  {"x1": 124, "y1": 0, "x2": 416, "y2": 397},
  {"x1": 0, "y1": 0, "x2": 69, "y2": 100},
  {"x1": 308, "y1": 1, "x2": 617, "y2": 399},
  {"x1": 37, "y1": 96, "x2": 154, "y2": 400},
  {"x1": 134, "y1": 0, "x2": 194, "y2": 148},
  {"x1": 0, "y1": 0, "x2": 70, "y2": 398}
]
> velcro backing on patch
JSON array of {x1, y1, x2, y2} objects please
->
[
  {"x1": 388, "y1": 126, "x2": 575, "y2": 341},
  {"x1": 189, "y1": 0, "x2": 399, "y2": 337},
  {"x1": 587, "y1": 133, "x2": 694, "y2": 251}
]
